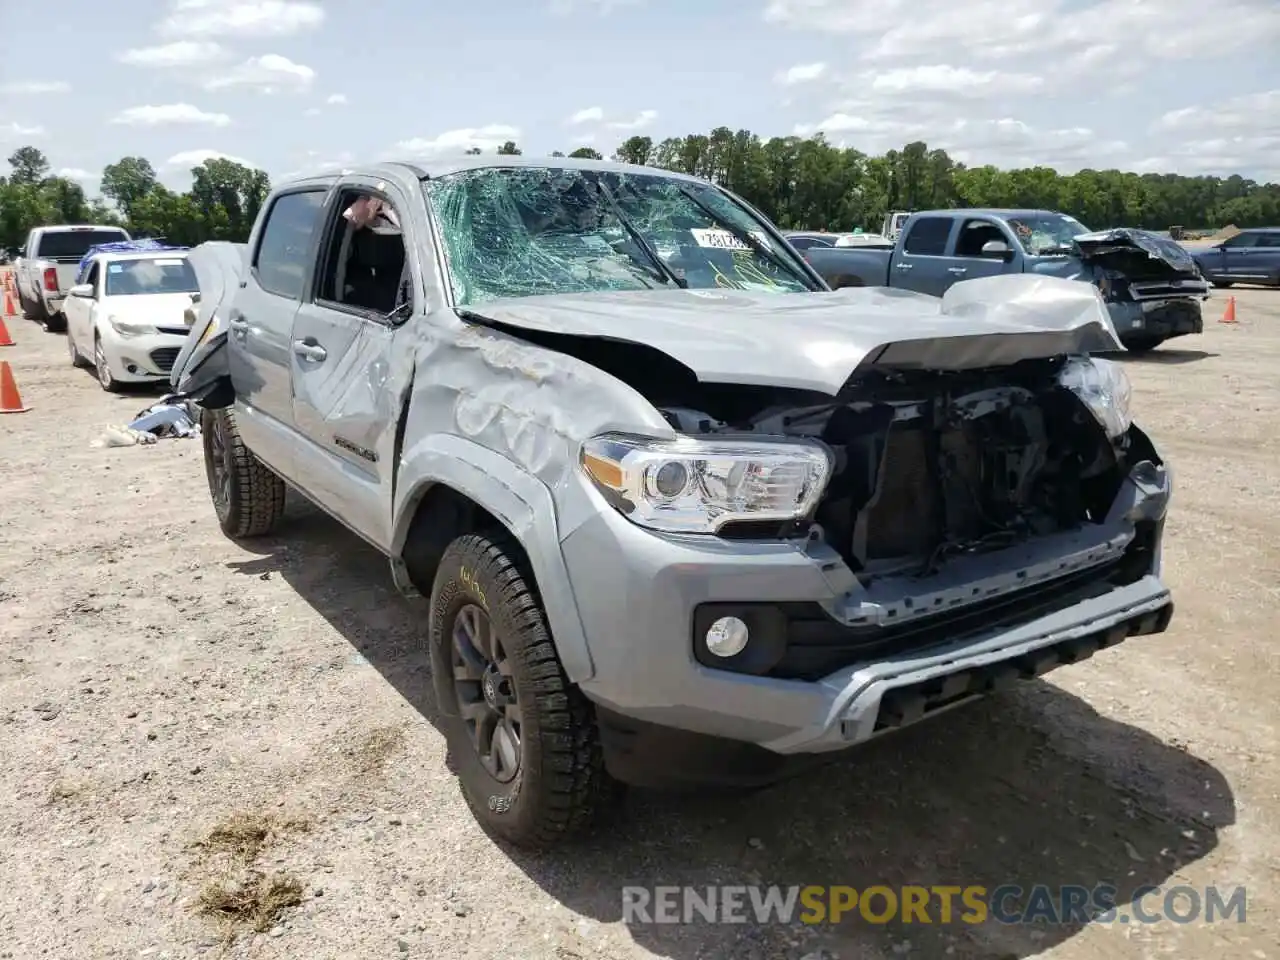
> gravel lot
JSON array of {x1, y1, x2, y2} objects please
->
[{"x1": 1, "y1": 274, "x2": 1277, "y2": 960}]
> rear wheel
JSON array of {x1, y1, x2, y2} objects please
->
[
  {"x1": 201, "y1": 407, "x2": 287, "y2": 538},
  {"x1": 429, "y1": 532, "x2": 621, "y2": 849},
  {"x1": 42, "y1": 310, "x2": 66, "y2": 333},
  {"x1": 1211, "y1": 280, "x2": 1234, "y2": 289},
  {"x1": 1123, "y1": 335, "x2": 1164, "y2": 355}
]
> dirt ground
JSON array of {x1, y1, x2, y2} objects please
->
[{"x1": 0, "y1": 274, "x2": 1277, "y2": 960}]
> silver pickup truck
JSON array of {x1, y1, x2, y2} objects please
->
[
  {"x1": 171, "y1": 158, "x2": 1175, "y2": 849},
  {"x1": 14, "y1": 224, "x2": 131, "y2": 332}
]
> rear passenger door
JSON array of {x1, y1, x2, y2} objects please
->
[
  {"x1": 287, "y1": 178, "x2": 419, "y2": 550},
  {"x1": 1250, "y1": 232, "x2": 1280, "y2": 282},
  {"x1": 229, "y1": 186, "x2": 331, "y2": 475},
  {"x1": 892, "y1": 216, "x2": 956, "y2": 296}
]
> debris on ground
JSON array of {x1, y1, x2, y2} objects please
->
[{"x1": 93, "y1": 395, "x2": 201, "y2": 448}]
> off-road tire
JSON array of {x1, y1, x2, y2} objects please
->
[
  {"x1": 1211, "y1": 280, "x2": 1233, "y2": 289},
  {"x1": 429, "y1": 532, "x2": 621, "y2": 849},
  {"x1": 201, "y1": 407, "x2": 286, "y2": 539},
  {"x1": 42, "y1": 310, "x2": 66, "y2": 334}
]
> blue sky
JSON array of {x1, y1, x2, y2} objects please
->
[{"x1": 1, "y1": 0, "x2": 1277, "y2": 194}]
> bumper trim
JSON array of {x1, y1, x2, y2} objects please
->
[{"x1": 767, "y1": 574, "x2": 1170, "y2": 754}]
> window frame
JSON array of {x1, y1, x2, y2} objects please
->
[
  {"x1": 900, "y1": 216, "x2": 955, "y2": 257},
  {"x1": 310, "y1": 184, "x2": 416, "y2": 327},
  {"x1": 251, "y1": 186, "x2": 331, "y2": 301}
]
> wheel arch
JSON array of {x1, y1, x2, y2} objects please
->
[{"x1": 391, "y1": 435, "x2": 596, "y2": 685}]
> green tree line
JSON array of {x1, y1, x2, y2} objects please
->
[{"x1": 4, "y1": 131, "x2": 1277, "y2": 254}]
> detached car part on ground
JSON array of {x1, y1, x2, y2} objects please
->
[{"x1": 171, "y1": 158, "x2": 1174, "y2": 849}]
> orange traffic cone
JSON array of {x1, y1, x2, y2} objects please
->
[
  {"x1": 3, "y1": 291, "x2": 15, "y2": 317},
  {"x1": 0, "y1": 360, "x2": 29, "y2": 413},
  {"x1": 0, "y1": 316, "x2": 13, "y2": 347},
  {"x1": 1220, "y1": 296, "x2": 1237, "y2": 324}
]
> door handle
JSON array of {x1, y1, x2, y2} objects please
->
[
  {"x1": 948, "y1": 267, "x2": 968, "y2": 275},
  {"x1": 227, "y1": 310, "x2": 248, "y2": 332},
  {"x1": 895, "y1": 262, "x2": 913, "y2": 270},
  {"x1": 292, "y1": 339, "x2": 327, "y2": 362}
]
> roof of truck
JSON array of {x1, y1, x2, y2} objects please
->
[
  {"x1": 912, "y1": 208, "x2": 1070, "y2": 220},
  {"x1": 279, "y1": 155, "x2": 708, "y2": 187}
]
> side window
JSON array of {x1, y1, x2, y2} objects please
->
[
  {"x1": 954, "y1": 219, "x2": 1007, "y2": 258},
  {"x1": 789, "y1": 237, "x2": 817, "y2": 251},
  {"x1": 316, "y1": 189, "x2": 409, "y2": 316},
  {"x1": 1258, "y1": 233, "x2": 1280, "y2": 248},
  {"x1": 255, "y1": 190, "x2": 328, "y2": 299},
  {"x1": 901, "y1": 217, "x2": 953, "y2": 256},
  {"x1": 1222, "y1": 233, "x2": 1258, "y2": 249}
]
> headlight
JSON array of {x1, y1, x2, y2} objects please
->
[
  {"x1": 579, "y1": 433, "x2": 832, "y2": 534},
  {"x1": 1058, "y1": 356, "x2": 1132, "y2": 440},
  {"x1": 108, "y1": 315, "x2": 157, "y2": 337}
]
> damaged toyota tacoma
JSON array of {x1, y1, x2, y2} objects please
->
[
  {"x1": 802, "y1": 208, "x2": 1209, "y2": 353},
  {"x1": 171, "y1": 158, "x2": 1174, "y2": 849}
]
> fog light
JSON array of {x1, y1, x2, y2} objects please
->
[{"x1": 705, "y1": 616, "x2": 749, "y2": 657}]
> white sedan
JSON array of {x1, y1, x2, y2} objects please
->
[{"x1": 64, "y1": 250, "x2": 199, "y2": 392}]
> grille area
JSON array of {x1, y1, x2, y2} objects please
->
[{"x1": 150, "y1": 347, "x2": 181, "y2": 373}]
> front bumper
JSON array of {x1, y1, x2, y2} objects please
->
[
  {"x1": 566, "y1": 454, "x2": 1173, "y2": 784},
  {"x1": 1106, "y1": 297, "x2": 1204, "y2": 341},
  {"x1": 98, "y1": 327, "x2": 188, "y2": 383}
]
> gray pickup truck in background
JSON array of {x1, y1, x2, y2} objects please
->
[
  {"x1": 802, "y1": 209, "x2": 1209, "y2": 352},
  {"x1": 14, "y1": 224, "x2": 132, "y2": 332}
]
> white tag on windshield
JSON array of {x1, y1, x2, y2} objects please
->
[
  {"x1": 690, "y1": 228, "x2": 771, "y2": 251},
  {"x1": 153, "y1": 258, "x2": 185, "y2": 266}
]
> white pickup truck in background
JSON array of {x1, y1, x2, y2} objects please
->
[{"x1": 15, "y1": 224, "x2": 132, "y2": 331}]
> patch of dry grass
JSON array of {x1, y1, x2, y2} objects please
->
[
  {"x1": 196, "y1": 871, "x2": 305, "y2": 934},
  {"x1": 187, "y1": 809, "x2": 314, "y2": 939},
  {"x1": 344, "y1": 724, "x2": 406, "y2": 774},
  {"x1": 193, "y1": 810, "x2": 313, "y2": 862}
]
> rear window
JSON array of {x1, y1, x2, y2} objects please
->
[
  {"x1": 901, "y1": 217, "x2": 953, "y2": 256},
  {"x1": 35, "y1": 229, "x2": 130, "y2": 260},
  {"x1": 104, "y1": 257, "x2": 198, "y2": 296}
]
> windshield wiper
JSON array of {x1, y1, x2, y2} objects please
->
[
  {"x1": 674, "y1": 185, "x2": 820, "y2": 290},
  {"x1": 591, "y1": 178, "x2": 687, "y2": 289}
]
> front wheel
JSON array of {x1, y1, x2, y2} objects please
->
[
  {"x1": 429, "y1": 532, "x2": 621, "y2": 849},
  {"x1": 94, "y1": 334, "x2": 123, "y2": 391},
  {"x1": 201, "y1": 407, "x2": 287, "y2": 538}
]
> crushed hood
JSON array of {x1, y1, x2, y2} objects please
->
[
  {"x1": 464, "y1": 273, "x2": 1123, "y2": 396},
  {"x1": 1072, "y1": 228, "x2": 1200, "y2": 277}
]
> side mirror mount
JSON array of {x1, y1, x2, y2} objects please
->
[
  {"x1": 981, "y1": 240, "x2": 1014, "y2": 261},
  {"x1": 69, "y1": 283, "x2": 94, "y2": 299}
]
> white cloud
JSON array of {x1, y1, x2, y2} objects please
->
[
  {"x1": 607, "y1": 109, "x2": 658, "y2": 131},
  {"x1": 110, "y1": 103, "x2": 232, "y2": 127},
  {"x1": 159, "y1": 0, "x2": 325, "y2": 38},
  {"x1": 0, "y1": 80, "x2": 71, "y2": 94},
  {"x1": 203, "y1": 54, "x2": 314, "y2": 92},
  {"x1": 763, "y1": 0, "x2": 1280, "y2": 64},
  {"x1": 58, "y1": 168, "x2": 97, "y2": 181},
  {"x1": 117, "y1": 41, "x2": 226, "y2": 67},
  {"x1": 166, "y1": 149, "x2": 258, "y2": 169},
  {"x1": 568, "y1": 106, "x2": 604, "y2": 125},
  {"x1": 396, "y1": 125, "x2": 522, "y2": 156},
  {"x1": 865, "y1": 64, "x2": 1043, "y2": 97},
  {"x1": 325, "y1": 93, "x2": 347, "y2": 105},
  {"x1": 549, "y1": 0, "x2": 641, "y2": 13},
  {"x1": 775, "y1": 62, "x2": 826, "y2": 86},
  {"x1": 1154, "y1": 90, "x2": 1280, "y2": 137},
  {"x1": 2, "y1": 121, "x2": 47, "y2": 137}
]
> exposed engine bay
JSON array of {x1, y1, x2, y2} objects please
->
[{"x1": 654, "y1": 360, "x2": 1127, "y2": 579}]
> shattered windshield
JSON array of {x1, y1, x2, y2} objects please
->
[
  {"x1": 1001, "y1": 214, "x2": 1091, "y2": 256},
  {"x1": 423, "y1": 166, "x2": 816, "y2": 306}
]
